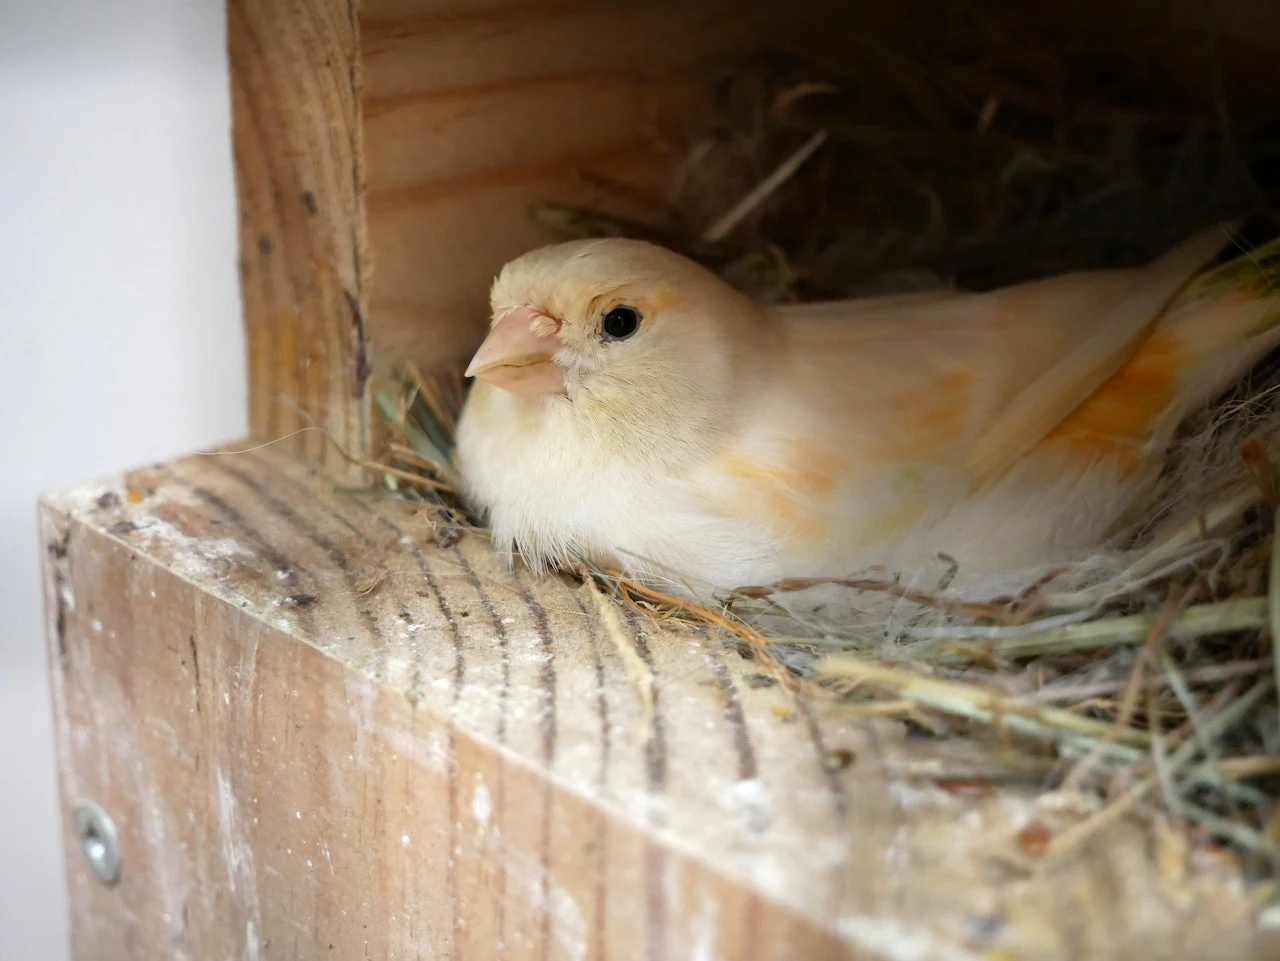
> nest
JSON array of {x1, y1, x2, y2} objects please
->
[{"x1": 351, "y1": 7, "x2": 1280, "y2": 882}]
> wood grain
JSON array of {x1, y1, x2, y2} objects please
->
[
  {"x1": 42, "y1": 445, "x2": 1278, "y2": 960},
  {"x1": 228, "y1": 0, "x2": 371, "y2": 474},
  {"x1": 358, "y1": 0, "x2": 794, "y2": 380}
]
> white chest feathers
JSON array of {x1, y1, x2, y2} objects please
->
[{"x1": 454, "y1": 384, "x2": 784, "y2": 591}]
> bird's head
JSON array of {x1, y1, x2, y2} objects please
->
[{"x1": 464, "y1": 239, "x2": 777, "y2": 424}]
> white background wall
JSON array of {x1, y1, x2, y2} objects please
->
[{"x1": 0, "y1": 2, "x2": 245, "y2": 957}]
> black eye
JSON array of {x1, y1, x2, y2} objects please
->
[{"x1": 601, "y1": 305, "x2": 641, "y2": 341}]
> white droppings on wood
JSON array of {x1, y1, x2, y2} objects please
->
[
  {"x1": 837, "y1": 916, "x2": 983, "y2": 961},
  {"x1": 83, "y1": 614, "x2": 191, "y2": 954},
  {"x1": 129, "y1": 516, "x2": 254, "y2": 583},
  {"x1": 354, "y1": 705, "x2": 460, "y2": 782},
  {"x1": 883, "y1": 826, "x2": 912, "y2": 872},
  {"x1": 497, "y1": 830, "x2": 587, "y2": 961},
  {"x1": 723, "y1": 777, "x2": 770, "y2": 833},
  {"x1": 344, "y1": 672, "x2": 379, "y2": 770},
  {"x1": 546, "y1": 883, "x2": 587, "y2": 961},
  {"x1": 51, "y1": 481, "x2": 120, "y2": 515},
  {"x1": 424, "y1": 726, "x2": 452, "y2": 775},
  {"x1": 382, "y1": 652, "x2": 418, "y2": 687},
  {"x1": 217, "y1": 767, "x2": 263, "y2": 961},
  {"x1": 217, "y1": 769, "x2": 250, "y2": 892},
  {"x1": 689, "y1": 892, "x2": 723, "y2": 961},
  {"x1": 40, "y1": 510, "x2": 80, "y2": 799},
  {"x1": 50, "y1": 477, "x2": 248, "y2": 579},
  {"x1": 472, "y1": 776, "x2": 492, "y2": 828},
  {"x1": 888, "y1": 780, "x2": 955, "y2": 809},
  {"x1": 638, "y1": 792, "x2": 671, "y2": 826}
]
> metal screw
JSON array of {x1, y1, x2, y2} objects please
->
[{"x1": 73, "y1": 800, "x2": 121, "y2": 886}]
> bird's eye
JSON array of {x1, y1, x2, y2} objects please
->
[{"x1": 601, "y1": 305, "x2": 641, "y2": 341}]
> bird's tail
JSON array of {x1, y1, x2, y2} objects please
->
[
  {"x1": 1157, "y1": 233, "x2": 1280, "y2": 402},
  {"x1": 1043, "y1": 232, "x2": 1280, "y2": 468}
]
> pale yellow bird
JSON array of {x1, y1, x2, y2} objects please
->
[{"x1": 454, "y1": 232, "x2": 1280, "y2": 599}]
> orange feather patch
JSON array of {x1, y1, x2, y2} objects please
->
[
  {"x1": 869, "y1": 366, "x2": 977, "y2": 461},
  {"x1": 1042, "y1": 332, "x2": 1184, "y2": 471},
  {"x1": 714, "y1": 440, "x2": 845, "y2": 545}
]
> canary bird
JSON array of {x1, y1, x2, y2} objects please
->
[{"x1": 454, "y1": 231, "x2": 1280, "y2": 598}]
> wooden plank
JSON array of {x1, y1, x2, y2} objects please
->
[
  {"x1": 227, "y1": 0, "x2": 372, "y2": 473},
  {"x1": 41, "y1": 446, "x2": 1278, "y2": 959}
]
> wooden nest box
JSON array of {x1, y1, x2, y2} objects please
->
[{"x1": 40, "y1": 1, "x2": 1280, "y2": 959}]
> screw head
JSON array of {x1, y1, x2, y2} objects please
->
[{"x1": 73, "y1": 800, "x2": 121, "y2": 886}]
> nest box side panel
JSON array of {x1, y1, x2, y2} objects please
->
[
  {"x1": 39, "y1": 445, "x2": 1275, "y2": 960},
  {"x1": 227, "y1": 0, "x2": 371, "y2": 475}
]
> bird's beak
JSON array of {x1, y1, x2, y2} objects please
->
[{"x1": 464, "y1": 306, "x2": 566, "y2": 395}]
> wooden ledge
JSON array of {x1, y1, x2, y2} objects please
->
[{"x1": 40, "y1": 445, "x2": 1277, "y2": 960}]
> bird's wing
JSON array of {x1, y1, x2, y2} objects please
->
[
  {"x1": 771, "y1": 226, "x2": 1229, "y2": 490},
  {"x1": 962, "y1": 228, "x2": 1229, "y2": 487}
]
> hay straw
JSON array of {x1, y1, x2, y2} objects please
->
[
  {"x1": 585, "y1": 576, "x2": 656, "y2": 737},
  {"x1": 1219, "y1": 756, "x2": 1280, "y2": 780},
  {"x1": 1032, "y1": 658, "x2": 1268, "y2": 704},
  {"x1": 1270, "y1": 505, "x2": 1280, "y2": 702},
  {"x1": 917, "y1": 597, "x2": 1268, "y2": 663},
  {"x1": 1045, "y1": 678, "x2": 1276, "y2": 859},
  {"x1": 700, "y1": 130, "x2": 828, "y2": 244},
  {"x1": 820, "y1": 654, "x2": 1152, "y2": 753},
  {"x1": 1061, "y1": 590, "x2": 1185, "y2": 791}
]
